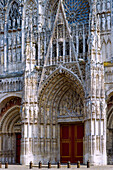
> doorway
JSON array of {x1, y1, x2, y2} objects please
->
[
  {"x1": 16, "y1": 133, "x2": 21, "y2": 164},
  {"x1": 60, "y1": 124, "x2": 84, "y2": 163}
]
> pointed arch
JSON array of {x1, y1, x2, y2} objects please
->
[
  {"x1": 6, "y1": 0, "x2": 21, "y2": 17},
  {"x1": 39, "y1": 0, "x2": 84, "y2": 87},
  {"x1": 0, "y1": 105, "x2": 20, "y2": 133},
  {"x1": 0, "y1": 93, "x2": 22, "y2": 103},
  {"x1": 39, "y1": 66, "x2": 85, "y2": 101}
]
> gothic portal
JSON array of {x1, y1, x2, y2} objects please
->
[{"x1": 0, "y1": 0, "x2": 113, "y2": 166}]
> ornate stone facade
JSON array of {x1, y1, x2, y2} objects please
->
[{"x1": 0, "y1": 0, "x2": 112, "y2": 166}]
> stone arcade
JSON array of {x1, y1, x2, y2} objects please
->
[{"x1": 0, "y1": 0, "x2": 113, "y2": 166}]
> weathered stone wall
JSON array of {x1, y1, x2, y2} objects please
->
[{"x1": 0, "y1": 0, "x2": 112, "y2": 166}]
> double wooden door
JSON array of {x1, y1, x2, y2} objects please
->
[
  {"x1": 16, "y1": 133, "x2": 21, "y2": 164},
  {"x1": 60, "y1": 124, "x2": 84, "y2": 163}
]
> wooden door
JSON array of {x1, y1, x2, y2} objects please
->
[
  {"x1": 60, "y1": 124, "x2": 84, "y2": 163},
  {"x1": 16, "y1": 133, "x2": 21, "y2": 164}
]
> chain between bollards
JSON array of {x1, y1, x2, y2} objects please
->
[
  {"x1": 77, "y1": 161, "x2": 80, "y2": 168},
  {"x1": 29, "y1": 161, "x2": 33, "y2": 169},
  {"x1": 5, "y1": 162, "x2": 8, "y2": 169}
]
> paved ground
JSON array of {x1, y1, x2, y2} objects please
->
[{"x1": 0, "y1": 165, "x2": 113, "y2": 170}]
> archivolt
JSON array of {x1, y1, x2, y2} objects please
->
[
  {"x1": 0, "y1": 105, "x2": 20, "y2": 133},
  {"x1": 38, "y1": 66, "x2": 85, "y2": 119},
  {"x1": 0, "y1": 93, "x2": 22, "y2": 103},
  {"x1": 39, "y1": 66, "x2": 84, "y2": 101}
]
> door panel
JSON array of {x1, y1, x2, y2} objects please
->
[
  {"x1": 60, "y1": 125, "x2": 71, "y2": 162},
  {"x1": 16, "y1": 133, "x2": 21, "y2": 164},
  {"x1": 60, "y1": 124, "x2": 84, "y2": 163}
]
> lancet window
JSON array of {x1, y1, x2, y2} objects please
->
[{"x1": 7, "y1": 1, "x2": 22, "y2": 71}]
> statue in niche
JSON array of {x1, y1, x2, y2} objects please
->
[
  {"x1": 17, "y1": 17, "x2": 20, "y2": 28},
  {"x1": 102, "y1": 0, "x2": 105, "y2": 11},
  {"x1": 100, "y1": 101, "x2": 104, "y2": 115},
  {"x1": 102, "y1": 14, "x2": 106, "y2": 31},
  {"x1": 97, "y1": 1, "x2": 100, "y2": 12},
  {"x1": 107, "y1": 0, "x2": 110, "y2": 10},
  {"x1": 96, "y1": 101, "x2": 100, "y2": 115},
  {"x1": 13, "y1": 35, "x2": 16, "y2": 45},
  {"x1": 26, "y1": 17, "x2": 29, "y2": 28},
  {"x1": 17, "y1": 51, "x2": 20, "y2": 61},
  {"x1": 13, "y1": 18, "x2": 16, "y2": 29},
  {"x1": 17, "y1": 34, "x2": 20, "y2": 44},
  {"x1": 91, "y1": 32, "x2": 95, "y2": 47},
  {"x1": 107, "y1": 13, "x2": 111, "y2": 30},
  {"x1": 34, "y1": 16, "x2": 37, "y2": 26},
  {"x1": 8, "y1": 50, "x2": 11, "y2": 62},
  {"x1": 8, "y1": 19, "x2": 12, "y2": 29},
  {"x1": 8, "y1": 36, "x2": 12, "y2": 46}
]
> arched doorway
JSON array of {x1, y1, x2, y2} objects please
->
[
  {"x1": 107, "y1": 95, "x2": 113, "y2": 164},
  {"x1": 38, "y1": 67, "x2": 85, "y2": 163},
  {"x1": 0, "y1": 97, "x2": 21, "y2": 164}
]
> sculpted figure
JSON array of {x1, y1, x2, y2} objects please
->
[
  {"x1": 102, "y1": 14, "x2": 106, "y2": 31},
  {"x1": 13, "y1": 18, "x2": 16, "y2": 29},
  {"x1": 102, "y1": 0, "x2": 105, "y2": 11},
  {"x1": 17, "y1": 17, "x2": 20, "y2": 28},
  {"x1": 97, "y1": 1, "x2": 100, "y2": 12},
  {"x1": 107, "y1": 0, "x2": 110, "y2": 10},
  {"x1": 8, "y1": 19, "x2": 11, "y2": 29},
  {"x1": 34, "y1": 17, "x2": 37, "y2": 26},
  {"x1": 107, "y1": 13, "x2": 111, "y2": 30}
]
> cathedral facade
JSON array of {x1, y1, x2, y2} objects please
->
[{"x1": 0, "y1": 0, "x2": 113, "y2": 166}]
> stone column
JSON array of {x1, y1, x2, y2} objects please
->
[{"x1": 84, "y1": 1, "x2": 107, "y2": 165}]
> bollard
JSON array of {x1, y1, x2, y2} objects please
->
[
  {"x1": 5, "y1": 162, "x2": 8, "y2": 169},
  {"x1": 77, "y1": 161, "x2": 80, "y2": 168},
  {"x1": 39, "y1": 161, "x2": 42, "y2": 169},
  {"x1": 48, "y1": 161, "x2": 51, "y2": 168},
  {"x1": 29, "y1": 161, "x2": 33, "y2": 169},
  {"x1": 57, "y1": 161, "x2": 61, "y2": 168},
  {"x1": 67, "y1": 161, "x2": 71, "y2": 168},
  {"x1": 87, "y1": 160, "x2": 90, "y2": 168},
  {"x1": 0, "y1": 162, "x2": 2, "y2": 168}
]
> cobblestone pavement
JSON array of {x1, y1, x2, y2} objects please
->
[{"x1": 0, "y1": 165, "x2": 113, "y2": 170}]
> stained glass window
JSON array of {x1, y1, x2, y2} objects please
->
[{"x1": 63, "y1": 0, "x2": 89, "y2": 25}]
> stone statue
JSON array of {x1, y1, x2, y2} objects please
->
[
  {"x1": 107, "y1": 0, "x2": 111, "y2": 10},
  {"x1": 97, "y1": 1, "x2": 100, "y2": 12},
  {"x1": 102, "y1": 14, "x2": 106, "y2": 30},
  {"x1": 107, "y1": 13, "x2": 111, "y2": 30},
  {"x1": 102, "y1": 0, "x2": 105, "y2": 11},
  {"x1": 8, "y1": 19, "x2": 12, "y2": 29},
  {"x1": 8, "y1": 36, "x2": 11, "y2": 46},
  {"x1": 34, "y1": 16, "x2": 37, "y2": 26},
  {"x1": 17, "y1": 17, "x2": 20, "y2": 28},
  {"x1": 13, "y1": 18, "x2": 16, "y2": 29}
]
